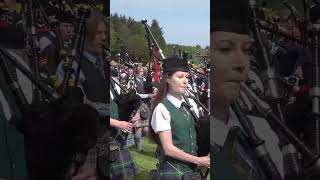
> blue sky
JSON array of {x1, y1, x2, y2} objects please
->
[{"x1": 111, "y1": 0, "x2": 210, "y2": 48}]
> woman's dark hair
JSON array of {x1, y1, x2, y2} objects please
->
[{"x1": 148, "y1": 72, "x2": 174, "y2": 144}]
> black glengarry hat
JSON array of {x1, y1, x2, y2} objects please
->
[
  {"x1": 125, "y1": 63, "x2": 134, "y2": 69},
  {"x1": 57, "y1": 11, "x2": 75, "y2": 24},
  {"x1": 212, "y1": 0, "x2": 250, "y2": 34},
  {"x1": 162, "y1": 57, "x2": 189, "y2": 74}
]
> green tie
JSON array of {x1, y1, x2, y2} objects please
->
[
  {"x1": 95, "y1": 57, "x2": 104, "y2": 77},
  {"x1": 212, "y1": 127, "x2": 264, "y2": 180}
]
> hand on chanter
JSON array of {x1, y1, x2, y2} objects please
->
[
  {"x1": 148, "y1": 93, "x2": 156, "y2": 98},
  {"x1": 196, "y1": 155, "x2": 210, "y2": 168},
  {"x1": 118, "y1": 120, "x2": 133, "y2": 133},
  {"x1": 131, "y1": 112, "x2": 140, "y2": 124}
]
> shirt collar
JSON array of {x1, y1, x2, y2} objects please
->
[
  {"x1": 135, "y1": 76, "x2": 145, "y2": 81},
  {"x1": 166, "y1": 93, "x2": 184, "y2": 108},
  {"x1": 210, "y1": 108, "x2": 241, "y2": 147},
  {"x1": 83, "y1": 51, "x2": 101, "y2": 65}
]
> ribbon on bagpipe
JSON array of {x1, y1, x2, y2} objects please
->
[{"x1": 153, "y1": 46, "x2": 160, "y2": 83}]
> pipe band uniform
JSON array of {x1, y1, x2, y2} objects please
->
[
  {"x1": 109, "y1": 76, "x2": 141, "y2": 179},
  {"x1": 130, "y1": 66, "x2": 153, "y2": 152},
  {"x1": 149, "y1": 57, "x2": 210, "y2": 180}
]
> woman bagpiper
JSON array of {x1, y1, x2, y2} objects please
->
[
  {"x1": 149, "y1": 57, "x2": 210, "y2": 180},
  {"x1": 211, "y1": 0, "x2": 285, "y2": 179}
]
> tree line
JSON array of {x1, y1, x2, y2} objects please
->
[{"x1": 110, "y1": 13, "x2": 208, "y2": 64}]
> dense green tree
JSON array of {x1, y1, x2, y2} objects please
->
[
  {"x1": 110, "y1": 13, "x2": 207, "y2": 64},
  {"x1": 150, "y1": 19, "x2": 167, "y2": 50}
]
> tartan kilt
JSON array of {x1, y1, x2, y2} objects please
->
[
  {"x1": 110, "y1": 147, "x2": 140, "y2": 179},
  {"x1": 96, "y1": 125, "x2": 110, "y2": 179},
  {"x1": 134, "y1": 119, "x2": 149, "y2": 128},
  {"x1": 125, "y1": 133, "x2": 134, "y2": 147},
  {"x1": 158, "y1": 161, "x2": 197, "y2": 180}
]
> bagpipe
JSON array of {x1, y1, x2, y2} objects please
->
[
  {"x1": 0, "y1": 47, "x2": 101, "y2": 180},
  {"x1": 142, "y1": 18, "x2": 162, "y2": 86},
  {"x1": 0, "y1": 3, "x2": 107, "y2": 179},
  {"x1": 127, "y1": 74, "x2": 136, "y2": 90},
  {"x1": 21, "y1": 0, "x2": 105, "y2": 91},
  {"x1": 110, "y1": 77, "x2": 142, "y2": 143},
  {"x1": 183, "y1": 56, "x2": 210, "y2": 158},
  {"x1": 229, "y1": 0, "x2": 320, "y2": 179}
]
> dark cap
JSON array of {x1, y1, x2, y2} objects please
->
[
  {"x1": 57, "y1": 11, "x2": 75, "y2": 24},
  {"x1": 162, "y1": 57, "x2": 189, "y2": 74},
  {"x1": 125, "y1": 63, "x2": 134, "y2": 69},
  {"x1": 0, "y1": 11, "x2": 25, "y2": 49},
  {"x1": 211, "y1": 0, "x2": 250, "y2": 34},
  {"x1": 45, "y1": 5, "x2": 59, "y2": 17}
]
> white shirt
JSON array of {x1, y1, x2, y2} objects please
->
[
  {"x1": 121, "y1": 72, "x2": 126, "y2": 78},
  {"x1": 55, "y1": 58, "x2": 86, "y2": 95},
  {"x1": 55, "y1": 51, "x2": 104, "y2": 97},
  {"x1": 134, "y1": 76, "x2": 149, "y2": 99},
  {"x1": 210, "y1": 108, "x2": 284, "y2": 178},
  {"x1": 110, "y1": 77, "x2": 121, "y2": 100},
  {"x1": 8, "y1": 49, "x2": 33, "y2": 104},
  {"x1": 151, "y1": 94, "x2": 199, "y2": 133},
  {"x1": 0, "y1": 49, "x2": 33, "y2": 121},
  {"x1": 210, "y1": 109, "x2": 241, "y2": 147},
  {"x1": 38, "y1": 31, "x2": 56, "y2": 53}
]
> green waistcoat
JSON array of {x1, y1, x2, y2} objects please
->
[
  {"x1": 0, "y1": 67, "x2": 27, "y2": 180},
  {"x1": 211, "y1": 127, "x2": 267, "y2": 180},
  {"x1": 0, "y1": 104, "x2": 27, "y2": 180},
  {"x1": 158, "y1": 98, "x2": 198, "y2": 168}
]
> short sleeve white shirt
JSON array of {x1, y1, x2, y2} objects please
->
[{"x1": 151, "y1": 94, "x2": 199, "y2": 133}]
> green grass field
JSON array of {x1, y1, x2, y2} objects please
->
[
  {"x1": 129, "y1": 137, "x2": 158, "y2": 180},
  {"x1": 129, "y1": 137, "x2": 210, "y2": 180}
]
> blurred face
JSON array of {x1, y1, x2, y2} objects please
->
[
  {"x1": 153, "y1": 88, "x2": 158, "y2": 95},
  {"x1": 167, "y1": 71, "x2": 189, "y2": 96},
  {"x1": 212, "y1": 31, "x2": 253, "y2": 106},
  {"x1": 0, "y1": 0, "x2": 15, "y2": 11},
  {"x1": 279, "y1": 14, "x2": 301, "y2": 40},
  {"x1": 137, "y1": 68, "x2": 144, "y2": 77},
  {"x1": 128, "y1": 68, "x2": 134, "y2": 75},
  {"x1": 91, "y1": 22, "x2": 107, "y2": 55},
  {"x1": 288, "y1": 21, "x2": 301, "y2": 40},
  {"x1": 59, "y1": 22, "x2": 74, "y2": 42}
]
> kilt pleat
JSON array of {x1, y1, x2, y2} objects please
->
[
  {"x1": 158, "y1": 161, "x2": 195, "y2": 180},
  {"x1": 110, "y1": 147, "x2": 140, "y2": 179}
]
